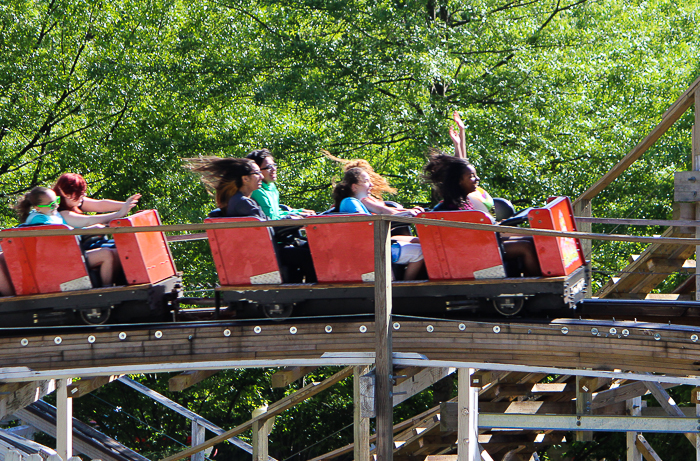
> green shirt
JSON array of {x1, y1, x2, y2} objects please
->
[{"x1": 250, "y1": 181, "x2": 304, "y2": 220}]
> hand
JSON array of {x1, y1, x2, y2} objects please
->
[
  {"x1": 453, "y1": 110, "x2": 465, "y2": 131},
  {"x1": 411, "y1": 206, "x2": 425, "y2": 214},
  {"x1": 300, "y1": 209, "x2": 316, "y2": 216},
  {"x1": 125, "y1": 193, "x2": 141, "y2": 208},
  {"x1": 449, "y1": 126, "x2": 461, "y2": 147},
  {"x1": 119, "y1": 193, "x2": 141, "y2": 216}
]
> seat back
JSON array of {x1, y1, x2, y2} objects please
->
[
  {"x1": 306, "y1": 218, "x2": 376, "y2": 283},
  {"x1": 416, "y1": 211, "x2": 506, "y2": 280},
  {"x1": 527, "y1": 196, "x2": 585, "y2": 276},
  {"x1": 110, "y1": 210, "x2": 177, "y2": 285},
  {"x1": 0, "y1": 225, "x2": 92, "y2": 295},
  {"x1": 205, "y1": 217, "x2": 282, "y2": 285}
]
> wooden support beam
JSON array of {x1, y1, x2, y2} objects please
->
[
  {"x1": 168, "y1": 370, "x2": 219, "y2": 392},
  {"x1": 66, "y1": 376, "x2": 119, "y2": 398},
  {"x1": 393, "y1": 368, "x2": 455, "y2": 407},
  {"x1": 354, "y1": 366, "x2": 371, "y2": 461},
  {"x1": 574, "y1": 199, "x2": 592, "y2": 262},
  {"x1": 576, "y1": 376, "x2": 593, "y2": 442},
  {"x1": 441, "y1": 401, "x2": 577, "y2": 431},
  {"x1": 55, "y1": 379, "x2": 72, "y2": 461},
  {"x1": 375, "y1": 219, "x2": 393, "y2": 461},
  {"x1": 576, "y1": 76, "x2": 699, "y2": 204},
  {"x1": 626, "y1": 397, "x2": 642, "y2": 461},
  {"x1": 636, "y1": 434, "x2": 663, "y2": 461},
  {"x1": 492, "y1": 382, "x2": 574, "y2": 398},
  {"x1": 644, "y1": 380, "x2": 696, "y2": 446},
  {"x1": 592, "y1": 381, "x2": 676, "y2": 410},
  {"x1": 271, "y1": 367, "x2": 317, "y2": 388},
  {"x1": 117, "y1": 376, "x2": 276, "y2": 460},
  {"x1": 191, "y1": 420, "x2": 205, "y2": 461},
  {"x1": 457, "y1": 368, "x2": 478, "y2": 461},
  {"x1": 310, "y1": 403, "x2": 446, "y2": 461},
  {"x1": 252, "y1": 406, "x2": 274, "y2": 461},
  {"x1": 160, "y1": 367, "x2": 354, "y2": 461},
  {"x1": 0, "y1": 381, "x2": 55, "y2": 420},
  {"x1": 359, "y1": 367, "x2": 455, "y2": 418}
]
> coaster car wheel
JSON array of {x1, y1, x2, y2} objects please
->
[
  {"x1": 260, "y1": 303, "x2": 294, "y2": 320},
  {"x1": 79, "y1": 307, "x2": 111, "y2": 325},
  {"x1": 492, "y1": 296, "x2": 524, "y2": 317}
]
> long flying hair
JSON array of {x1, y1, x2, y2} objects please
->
[
  {"x1": 183, "y1": 157, "x2": 257, "y2": 209},
  {"x1": 323, "y1": 150, "x2": 396, "y2": 199},
  {"x1": 14, "y1": 187, "x2": 53, "y2": 223},
  {"x1": 423, "y1": 149, "x2": 473, "y2": 209},
  {"x1": 332, "y1": 167, "x2": 367, "y2": 210}
]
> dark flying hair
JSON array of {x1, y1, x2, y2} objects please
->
[
  {"x1": 423, "y1": 151, "x2": 473, "y2": 209},
  {"x1": 183, "y1": 157, "x2": 258, "y2": 209}
]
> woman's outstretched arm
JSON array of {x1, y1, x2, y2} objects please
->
[{"x1": 60, "y1": 194, "x2": 140, "y2": 227}]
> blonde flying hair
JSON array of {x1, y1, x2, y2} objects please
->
[{"x1": 322, "y1": 150, "x2": 396, "y2": 199}]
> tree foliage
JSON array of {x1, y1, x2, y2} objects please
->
[{"x1": 2, "y1": 0, "x2": 700, "y2": 458}]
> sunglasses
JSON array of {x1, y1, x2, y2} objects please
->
[
  {"x1": 37, "y1": 197, "x2": 61, "y2": 208},
  {"x1": 260, "y1": 163, "x2": 278, "y2": 171}
]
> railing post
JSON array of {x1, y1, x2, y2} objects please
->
[
  {"x1": 626, "y1": 397, "x2": 642, "y2": 461},
  {"x1": 56, "y1": 378, "x2": 73, "y2": 461},
  {"x1": 354, "y1": 365, "x2": 372, "y2": 461},
  {"x1": 191, "y1": 420, "x2": 205, "y2": 461},
  {"x1": 374, "y1": 218, "x2": 393, "y2": 461},
  {"x1": 574, "y1": 199, "x2": 592, "y2": 261},
  {"x1": 458, "y1": 368, "x2": 479, "y2": 461}
]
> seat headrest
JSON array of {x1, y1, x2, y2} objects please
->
[{"x1": 493, "y1": 198, "x2": 515, "y2": 221}]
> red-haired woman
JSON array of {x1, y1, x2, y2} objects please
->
[{"x1": 53, "y1": 173, "x2": 141, "y2": 227}]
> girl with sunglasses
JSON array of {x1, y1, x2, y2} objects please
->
[{"x1": 13, "y1": 186, "x2": 134, "y2": 287}]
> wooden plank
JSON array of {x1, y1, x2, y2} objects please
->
[
  {"x1": 576, "y1": 375, "x2": 593, "y2": 442},
  {"x1": 271, "y1": 367, "x2": 317, "y2": 388},
  {"x1": 168, "y1": 370, "x2": 219, "y2": 392},
  {"x1": 574, "y1": 199, "x2": 592, "y2": 261},
  {"x1": 66, "y1": 376, "x2": 119, "y2": 398},
  {"x1": 575, "y1": 78, "x2": 698, "y2": 204},
  {"x1": 375, "y1": 219, "x2": 393, "y2": 461},
  {"x1": 117, "y1": 376, "x2": 274, "y2": 460},
  {"x1": 0, "y1": 381, "x2": 55, "y2": 420},
  {"x1": 15, "y1": 400, "x2": 149, "y2": 461},
  {"x1": 309, "y1": 404, "x2": 444, "y2": 461},
  {"x1": 191, "y1": 420, "x2": 206, "y2": 461},
  {"x1": 354, "y1": 365, "x2": 371, "y2": 461},
  {"x1": 161, "y1": 367, "x2": 354, "y2": 461},
  {"x1": 55, "y1": 379, "x2": 72, "y2": 461},
  {"x1": 644, "y1": 380, "x2": 696, "y2": 446},
  {"x1": 636, "y1": 434, "x2": 663, "y2": 461},
  {"x1": 441, "y1": 401, "x2": 577, "y2": 431},
  {"x1": 393, "y1": 368, "x2": 455, "y2": 407},
  {"x1": 491, "y1": 383, "x2": 574, "y2": 397}
]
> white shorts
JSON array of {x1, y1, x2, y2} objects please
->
[{"x1": 391, "y1": 241, "x2": 423, "y2": 264}]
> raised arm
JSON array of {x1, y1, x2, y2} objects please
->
[
  {"x1": 80, "y1": 196, "x2": 139, "y2": 213},
  {"x1": 453, "y1": 110, "x2": 467, "y2": 159},
  {"x1": 60, "y1": 194, "x2": 140, "y2": 227}
]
